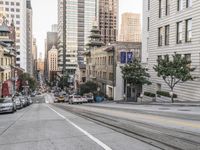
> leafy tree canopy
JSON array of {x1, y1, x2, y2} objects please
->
[
  {"x1": 80, "y1": 81, "x2": 98, "y2": 95},
  {"x1": 18, "y1": 73, "x2": 37, "y2": 91},
  {"x1": 121, "y1": 59, "x2": 151, "y2": 86},
  {"x1": 153, "y1": 53, "x2": 196, "y2": 102}
]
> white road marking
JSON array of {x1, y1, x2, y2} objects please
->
[{"x1": 47, "y1": 105, "x2": 112, "y2": 150}]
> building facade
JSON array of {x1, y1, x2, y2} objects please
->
[
  {"x1": 44, "y1": 31, "x2": 58, "y2": 80},
  {"x1": 32, "y1": 38, "x2": 37, "y2": 78},
  {"x1": 26, "y1": 0, "x2": 33, "y2": 76},
  {"x1": 0, "y1": 0, "x2": 27, "y2": 71},
  {"x1": 0, "y1": 17, "x2": 18, "y2": 97},
  {"x1": 48, "y1": 46, "x2": 58, "y2": 82},
  {"x1": 142, "y1": 0, "x2": 200, "y2": 101},
  {"x1": 84, "y1": 42, "x2": 141, "y2": 100},
  {"x1": 57, "y1": 0, "x2": 97, "y2": 75},
  {"x1": 74, "y1": 64, "x2": 86, "y2": 92},
  {"x1": 119, "y1": 12, "x2": 141, "y2": 42},
  {"x1": 99, "y1": 0, "x2": 118, "y2": 45},
  {"x1": 37, "y1": 54, "x2": 44, "y2": 76}
]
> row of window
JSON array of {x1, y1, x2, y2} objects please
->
[
  {"x1": 0, "y1": 1, "x2": 20, "y2": 6},
  {"x1": 1, "y1": 57, "x2": 11, "y2": 66},
  {"x1": 158, "y1": 19, "x2": 192, "y2": 46},
  {"x1": 0, "y1": 72, "x2": 11, "y2": 82},
  {"x1": 5, "y1": 14, "x2": 20, "y2": 19},
  {"x1": 158, "y1": 53, "x2": 191, "y2": 63},
  {"x1": 94, "y1": 56, "x2": 114, "y2": 66},
  {"x1": 5, "y1": 7, "x2": 20, "y2": 12},
  {"x1": 87, "y1": 70, "x2": 113, "y2": 81},
  {"x1": 157, "y1": 0, "x2": 192, "y2": 18}
]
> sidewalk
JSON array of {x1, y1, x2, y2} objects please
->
[{"x1": 112, "y1": 100, "x2": 200, "y2": 107}]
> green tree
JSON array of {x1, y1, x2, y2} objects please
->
[
  {"x1": 121, "y1": 59, "x2": 151, "y2": 101},
  {"x1": 79, "y1": 81, "x2": 98, "y2": 95},
  {"x1": 18, "y1": 73, "x2": 37, "y2": 92},
  {"x1": 153, "y1": 53, "x2": 196, "y2": 103},
  {"x1": 58, "y1": 74, "x2": 69, "y2": 89}
]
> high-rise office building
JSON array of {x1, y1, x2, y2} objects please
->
[
  {"x1": 51, "y1": 24, "x2": 58, "y2": 32},
  {"x1": 44, "y1": 31, "x2": 58, "y2": 80},
  {"x1": 32, "y1": 38, "x2": 37, "y2": 77},
  {"x1": 119, "y1": 12, "x2": 141, "y2": 42},
  {"x1": 99, "y1": 0, "x2": 118, "y2": 45},
  {"x1": 0, "y1": 0, "x2": 27, "y2": 71},
  {"x1": 26, "y1": 0, "x2": 33, "y2": 75},
  {"x1": 57, "y1": 0, "x2": 97, "y2": 74},
  {"x1": 48, "y1": 46, "x2": 58, "y2": 81},
  {"x1": 142, "y1": 0, "x2": 200, "y2": 102}
]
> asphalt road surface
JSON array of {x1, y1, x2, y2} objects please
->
[{"x1": 0, "y1": 94, "x2": 200, "y2": 150}]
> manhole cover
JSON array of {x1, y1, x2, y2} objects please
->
[
  {"x1": 178, "y1": 109, "x2": 191, "y2": 112},
  {"x1": 158, "y1": 108, "x2": 170, "y2": 110}
]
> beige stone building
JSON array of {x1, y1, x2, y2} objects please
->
[
  {"x1": 37, "y1": 54, "x2": 44, "y2": 75},
  {"x1": 119, "y1": 13, "x2": 141, "y2": 42},
  {"x1": 0, "y1": 17, "x2": 17, "y2": 97},
  {"x1": 48, "y1": 46, "x2": 58, "y2": 81},
  {"x1": 84, "y1": 42, "x2": 141, "y2": 100}
]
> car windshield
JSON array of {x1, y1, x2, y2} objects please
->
[{"x1": 0, "y1": 98, "x2": 12, "y2": 103}]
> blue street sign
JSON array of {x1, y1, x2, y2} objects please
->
[
  {"x1": 120, "y1": 52, "x2": 126, "y2": 64},
  {"x1": 127, "y1": 52, "x2": 133, "y2": 63}
]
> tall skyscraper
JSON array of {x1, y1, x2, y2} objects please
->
[
  {"x1": 48, "y1": 46, "x2": 58, "y2": 81},
  {"x1": 99, "y1": 0, "x2": 118, "y2": 45},
  {"x1": 26, "y1": 0, "x2": 33, "y2": 75},
  {"x1": 58, "y1": 0, "x2": 97, "y2": 74},
  {"x1": 119, "y1": 12, "x2": 141, "y2": 42},
  {"x1": 51, "y1": 24, "x2": 58, "y2": 32},
  {"x1": 0, "y1": 0, "x2": 27, "y2": 71},
  {"x1": 32, "y1": 38, "x2": 37, "y2": 77},
  {"x1": 44, "y1": 31, "x2": 58, "y2": 80}
]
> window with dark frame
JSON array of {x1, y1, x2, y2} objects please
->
[
  {"x1": 159, "y1": 0, "x2": 162, "y2": 18},
  {"x1": 186, "y1": 19, "x2": 192, "y2": 42},
  {"x1": 186, "y1": 0, "x2": 192, "y2": 8},
  {"x1": 147, "y1": 17, "x2": 150, "y2": 31},
  {"x1": 158, "y1": 27, "x2": 163, "y2": 46},
  {"x1": 165, "y1": 25, "x2": 170, "y2": 45},
  {"x1": 177, "y1": 0, "x2": 183, "y2": 11},
  {"x1": 177, "y1": 21, "x2": 183, "y2": 44},
  {"x1": 166, "y1": 0, "x2": 170, "y2": 15}
]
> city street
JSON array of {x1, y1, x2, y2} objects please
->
[{"x1": 0, "y1": 94, "x2": 200, "y2": 150}]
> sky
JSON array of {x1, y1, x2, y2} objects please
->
[{"x1": 32, "y1": 0, "x2": 143, "y2": 58}]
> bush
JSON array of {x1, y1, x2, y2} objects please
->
[
  {"x1": 80, "y1": 81, "x2": 98, "y2": 95},
  {"x1": 156, "y1": 91, "x2": 177, "y2": 98},
  {"x1": 144, "y1": 92, "x2": 156, "y2": 98}
]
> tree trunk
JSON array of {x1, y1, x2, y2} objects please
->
[
  {"x1": 134, "y1": 87, "x2": 137, "y2": 102},
  {"x1": 171, "y1": 88, "x2": 174, "y2": 103}
]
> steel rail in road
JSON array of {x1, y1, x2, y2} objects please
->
[{"x1": 52, "y1": 104, "x2": 200, "y2": 150}]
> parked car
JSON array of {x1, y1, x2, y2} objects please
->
[
  {"x1": 69, "y1": 95, "x2": 83, "y2": 104},
  {"x1": 26, "y1": 96, "x2": 33, "y2": 105},
  {"x1": 31, "y1": 92, "x2": 36, "y2": 97},
  {"x1": 0, "y1": 97, "x2": 16, "y2": 113},
  {"x1": 20, "y1": 96, "x2": 28, "y2": 107},
  {"x1": 13, "y1": 97, "x2": 23, "y2": 109},
  {"x1": 84, "y1": 93, "x2": 94, "y2": 103},
  {"x1": 81, "y1": 96, "x2": 88, "y2": 103}
]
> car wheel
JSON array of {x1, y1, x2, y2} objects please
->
[{"x1": 12, "y1": 108, "x2": 15, "y2": 113}]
